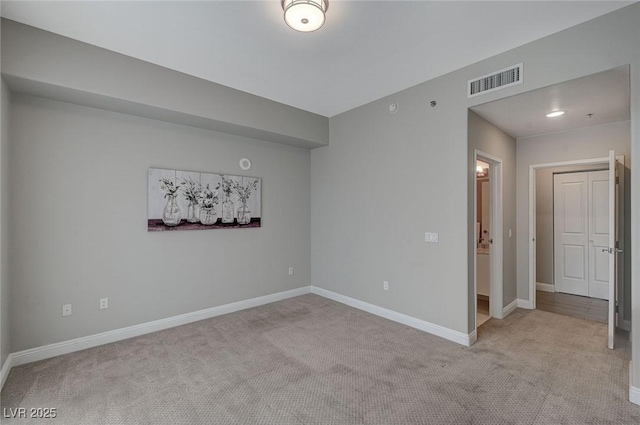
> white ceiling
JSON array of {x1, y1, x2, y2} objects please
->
[
  {"x1": 471, "y1": 66, "x2": 630, "y2": 139},
  {"x1": 1, "y1": 1, "x2": 634, "y2": 117}
]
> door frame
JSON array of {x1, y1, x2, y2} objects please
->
[
  {"x1": 473, "y1": 149, "x2": 504, "y2": 330},
  {"x1": 527, "y1": 154, "x2": 623, "y2": 311}
]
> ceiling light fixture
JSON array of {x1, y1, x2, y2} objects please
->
[
  {"x1": 546, "y1": 110, "x2": 565, "y2": 118},
  {"x1": 282, "y1": 0, "x2": 328, "y2": 32}
]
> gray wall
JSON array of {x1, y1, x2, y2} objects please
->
[
  {"x1": 1, "y1": 78, "x2": 9, "y2": 366},
  {"x1": 313, "y1": 79, "x2": 471, "y2": 334},
  {"x1": 520, "y1": 121, "x2": 631, "y2": 321},
  {"x1": 312, "y1": 3, "x2": 640, "y2": 374},
  {"x1": 467, "y1": 111, "x2": 517, "y2": 329},
  {"x1": 9, "y1": 94, "x2": 311, "y2": 352},
  {"x1": 1, "y1": 19, "x2": 329, "y2": 149}
]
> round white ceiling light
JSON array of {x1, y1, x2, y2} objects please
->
[{"x1": 282, "y1": 0, "x2": 329, "y2": 32}]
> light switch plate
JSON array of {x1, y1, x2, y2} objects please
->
[
  {"x1": 425, "y1": 232, "x2": 439, "y2": 243},
  {"x1": 62, "y1": 304, "x2": 72, "y2": 317}
]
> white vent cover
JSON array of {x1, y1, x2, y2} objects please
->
[{"x1": 468, "y1": 63, "x2": 523, "y2": 98}]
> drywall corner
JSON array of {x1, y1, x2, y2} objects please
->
[{"x1": 0, "y1": 77, "x2": 10, "y2": 370}]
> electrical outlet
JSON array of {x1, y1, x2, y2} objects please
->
[
  {"x1": 62, "y1": 304, "x2": 72, "y2": 317},
  {"x1": 383, "y1": 281, "x2": 389, "y2": 291},
  {"x1": 288, "y1": 267, "x2": 294, "y2": 276},
  {"x1": 100, "y1": 298, "x2": 109, "y2": 310}
]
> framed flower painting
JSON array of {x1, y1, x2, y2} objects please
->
[{"x1": 147, "y1": 168, "x2": 261, "y2": 231}]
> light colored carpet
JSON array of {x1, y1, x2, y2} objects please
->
[{"x1": 2, "y1": 294, "x2": 638, "y2": 424}]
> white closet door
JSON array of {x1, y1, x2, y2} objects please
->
[
  {"x1": 588, "y1": 170, "x2": 610, "y2": 300},
  {"x1": 554, "y1": 172, "x2": 589, "y2": 296}
]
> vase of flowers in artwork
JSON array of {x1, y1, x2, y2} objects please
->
[
  {"x1": 159, "y1": 178, "x2": 184, "y2": 227},
  {"x1": 182, "y1": 177, "x2": 201, "y2": 223},
  {"x1": 198, "y1": 183, "x2": 220, "y2": 225},
  {"x1": 220, "y1": 175, "x2": 235, "y2": 224},
  {"x1": 233, "y1": 179, "x2": 258, "y2": 225}
]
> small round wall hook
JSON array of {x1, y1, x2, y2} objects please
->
[{"x1": 430, "y1": 100, "x2": 437, "y2": 107}]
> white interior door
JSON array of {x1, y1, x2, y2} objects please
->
[
  {"x1": 588, "y1": 170, "x2": 610, "y2": 300},
  {"x1": 607, "y1": 150, "x2": 617, "y2": 350},
  {"x1": 554, "y1": 172, "x2": 589, "y2": 296}
]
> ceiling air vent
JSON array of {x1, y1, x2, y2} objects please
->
[{"x1": 468, "y1": 63, "x2": 523, "y2": 98}]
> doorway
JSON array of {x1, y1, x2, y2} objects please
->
[
  {"x1": 476, "y1": 159, "x2": 491, "y2": 326},
  {"x1": 528, "y1": 152, "x2": 623, "y2": 349},
  {"x1": 473, "y1": 150, "x2": 504, "y2": 330},
  {"x1": 554, "y1": 169, "x2": 610, "y2": 299},
  {"x1": 468, "y1": 66, "x2": 630, "y2": 350}
]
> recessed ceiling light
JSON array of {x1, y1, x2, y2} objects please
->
[{"x1": 546, "y1": 110, "x2": 565, "y2": 118}]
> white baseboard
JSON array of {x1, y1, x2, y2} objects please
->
[
  {"x1": 620, "y1": 319, "x2": 631, "y2": 332},
  {"x1": 0, "y1": 353, "x2": 13, "y2": 391},
  {"x1": 468, "y1": 330, "x2": 477, "y2": 345},
  {"x1": 502, "y1": 299, "x2": 518, "y2": 318},
  {"x1": 310, "y1": 286, "x2": 475, "y2": 347},
  {"x1": 631, "y1": 384, "x2": 640, "y2": 405},
  {"x1": 536, "y1": 282, "x2": 555, "y2": 293},
  {"x1": 2, "y1": 286, "x2": 311, "y2": 388},
  {"x1": 630, "y1": 362, "x2": 640, "y2": 405},
  {"x1": 517, "y1": 299, "x2": 534, "y2": 309}
]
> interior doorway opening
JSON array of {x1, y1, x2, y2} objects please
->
[
  {"x1": 468, "y1": 65, "x2": 630, "y2": 351},
  {"x1": 476, "y1": 159, "x2": 491, "y2": 327},
  {"x1": 473, "y1": 150, "x2": 504, "y2": 331},
  {"x1": 529, "y1": 152, "x2": 624, "y2": 349}
]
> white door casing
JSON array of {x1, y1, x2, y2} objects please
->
[{"x1": 554, "y1": 172, "x2": 589, "y2": 296}]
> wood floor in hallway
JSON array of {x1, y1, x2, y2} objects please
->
[{"x1": 536, "y1": 290, "x2": 608, "y2": 323}]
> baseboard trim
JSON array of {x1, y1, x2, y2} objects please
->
[
  {"x1": 468, "y1": 330, "x2": 477, "y2": 345},
  {"x1": 631, "y1": 384, "x2": 640, "y2": 405},
  {"x1": 0, "y1": 353, "x2": 13, "y2": 391},
  {"x1": 310, "y1": 286, "x2": 474, "y2": 347},
  {"x1": 536, "y1": 282, "x2": 555, "y2": 293},
  {"x1": 4, "y1": 286, "x2": 311, "y2": 384},
  {"x1": 620, "y1": 319, "x2": 631, "y2": 332},
  {"x1": 502, "y1": 299, "x2": 518, "y2": 318},
  {"x1": 517, "y1": 299, "x2": 533, "y2": 309},
  {"x1": 630, "y1": 362, "x2": 640, "y2": 405}
]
